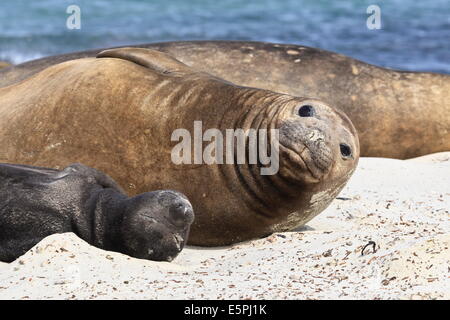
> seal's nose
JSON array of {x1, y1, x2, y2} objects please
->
[
  {"x1": 169, "y1": 202, "x2": 194, "y2": 226},
  {"x1": 339, "y1": 143, "x2": 352, "y2": 158}
]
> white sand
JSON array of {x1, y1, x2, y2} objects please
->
[{"x1": 0, "y1": 154, "x2": 449, "y2": 300}]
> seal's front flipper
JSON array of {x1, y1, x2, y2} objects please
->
[
  {"x1": 0, "y1": 163, "x2": 59, "y2": 181},
  {"x1": 62, "y1": 163, "x2": 126, "y2": 194},
  {"x1": 96, "y1": 47, "x2": 192, "y2": 76}
]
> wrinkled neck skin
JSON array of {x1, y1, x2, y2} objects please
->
[{"x1": 217, "y1": 87, "x2": 334, "y2": 224}]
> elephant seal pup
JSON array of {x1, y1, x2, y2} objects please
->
[
  {"x1": 0, "y1": 163, "x2": 194, "y2": 263},
  {"x1": 1, "y1": 41, "x2": 448, "y2": 158},
  {"x1": 0, "y1": 48, "x2": 359, "y2": 246}
]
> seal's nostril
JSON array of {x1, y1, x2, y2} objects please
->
[
  {"x1": 340, "y1": 143, "x2": 352, "y2": 158},
  {"x1": 298, "y1": 105, "x2": 315, "y2": 117}
]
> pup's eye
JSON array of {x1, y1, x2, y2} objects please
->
[{"x1": 298, "y1": 105, "x2": 315, "y2": 117}]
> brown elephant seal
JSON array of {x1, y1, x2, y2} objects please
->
[
  {"x1": 1, "y1": 41, "x2": 448, "y2": 158},
  {"x1": 0, "y1": 48, "x2": 359, "y2": 246},
  {"x1": 0, "y1": 162, "x2": 194, "y2": 262}
]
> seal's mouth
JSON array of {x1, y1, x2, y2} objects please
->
[
  {"x1": 135, "y1": 231, "x2": 185, "y2": 262},
  {"x1": 279, "y1": 142, "x2": 327, "y2": 183},
  {"x1": 277, "y1": 117, "x2": 335, "y2": 183}
]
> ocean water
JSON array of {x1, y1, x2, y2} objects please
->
[{"x1": 0, "y1": 0, "x2": 449, "y2": 73}]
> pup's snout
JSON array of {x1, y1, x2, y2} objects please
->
[{"x1": 169, "y1": 201, "x2": 194, "y2": 226}]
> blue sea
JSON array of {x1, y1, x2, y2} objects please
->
[{"x1": 0, "y1": 0, "x2": 449, "y2": 73}]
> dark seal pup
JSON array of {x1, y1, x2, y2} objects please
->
[
  {"x1": 0, "y1": 163, "x2": 194, "y2": 263},
  {"x1": 0, "y1": 48, "x2": 359, "y2": 246},
  {"x1": 1, "y1": 41, "x2": 448, "y2": 158}
]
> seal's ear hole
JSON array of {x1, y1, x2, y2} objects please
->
[
  {"x1": 298, "y1": 105, "x2": 315, "y2": 117},
  {"x1": 340, "y1": 143, "x2": 352, "y2": 158}
]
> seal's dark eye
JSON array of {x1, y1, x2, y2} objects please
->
[
  {"x1": 298, "y1": 105, "x2": 315, "y2": 117},
  {"x1": 340, "y1": 143, "x2": 352, "y2": 158}
]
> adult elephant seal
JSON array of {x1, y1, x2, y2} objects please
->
[
  {"x1": 0, "y1": 48, "x2": 359, "y2": 246},
  {"x1": 1, "y1": 41, "x2": 448, "y2": 158},
  {"x1": 0, "y1": 162, "x2": 194, "y2": 262}
]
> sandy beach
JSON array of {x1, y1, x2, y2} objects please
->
[{"x1": 0, "y1": 153, "x2": 448, "y2": 300}]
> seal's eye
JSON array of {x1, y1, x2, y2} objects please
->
[
  {"x1": 340, "y1": 143, "x2": 352, "y2": 158},
  {"x1": 298, "y1": 105, "x2": 315, "y2": 117}
]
